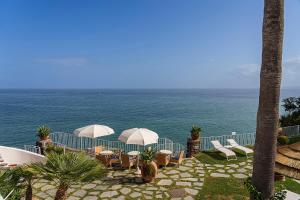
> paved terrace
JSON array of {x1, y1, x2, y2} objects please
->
[{"x1": 33, "y1": 158, "x2": 253, "y2": 200}]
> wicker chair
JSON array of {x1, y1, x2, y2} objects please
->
[
  {"x1": 110, "y1": 150, "x2": 122, "y2": 166},
  {"x1": 121, "y1": 154, "x2": 136, "y2": 170},
  {"x1": 155, "y1": 153, "x2": 171, "y2": 168},
  {"x1": 96, "y1": 154, "x2": 112, "y2": 167},
  {"x1": 170, "y1": 151, "x2": 185, "y2": 167}
]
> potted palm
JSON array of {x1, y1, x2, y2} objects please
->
[
  {"x1": 190, "y1": 125, "x2": 201, "y2": 140},
  {"x1": 37, "y1": 125, "x2": 51, "y2": 141},
  {"x1": 32, "y1": 152, "x2": 105, "y2": 200},
  {"x1": 140, "y1": 147, "x2": 158, "y2": 183}
]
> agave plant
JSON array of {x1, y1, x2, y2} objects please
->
[
  {"x1": 32, "y1": 152, "x2": 105, "y2": 200},
  {"x1": 0, "y1": 166, "x2": 38, "y2": 200},
  {"x1": 37, "y1": 125, "x2": 51, "y2": 140},
  {"x1": 190, "y1": 125, "x2": 202, "y2": 140}
]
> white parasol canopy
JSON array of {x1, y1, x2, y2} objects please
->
[
  {"x1": 73, "y1": 124, "x2": 114, "y2": 138},
  {"x1": 118, "y1": 128, "x2": 159, "y2": 146}
]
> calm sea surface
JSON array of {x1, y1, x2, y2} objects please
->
[{"x1": 0, "y1": 89, "x2": 299, "y2": 147}]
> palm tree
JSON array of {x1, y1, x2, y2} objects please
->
[
  {"x1": 33, "y1": 152, "x2": 105, "y2": 200},
  {"x1": 0, "y1": 166, "x2": 37, "y2": 200},
  {"x1": 252, "y1": 0, "x2": 284, "y2": 199}
]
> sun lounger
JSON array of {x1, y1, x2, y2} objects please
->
[
  {"x1": 211, "y1": 140, "x2": 237, "y2": 161},
  {"x1": 226, "y1": 139, "x2": 254, "y2": 158}
]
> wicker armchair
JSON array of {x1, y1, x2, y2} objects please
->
[
  {"x1": 121, "y1": 154, "x2": 136, "y2": 170},
  {"x1": 170, "y1": 151, "x2": 185, "y2": 167},
  {"x1": 155, "y1": 153, "x2": 171, "y2": 168},
  {"x1": 96, "y1": 154, "x2": 112, "y2": 167}
]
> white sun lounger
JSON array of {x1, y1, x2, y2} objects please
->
[
  {"x1": 211, "y1": 140, "x2": 237, "y2": 161},
  {"x1": 226, "y1": 139, "x2": 254, "y2": 158}
]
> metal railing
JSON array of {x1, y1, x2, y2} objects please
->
[
  {"x1": 200, "y1": 132, "x2": 256, "y2": 151},
  {"x1": 282, "y1": 125, "x2": 300, "y2": 137},
  {"x1": 50, "y1": 132, "x2": 186, "y2": 155},
  {"x1": 24, "y1": 145, "x2": 41, "y2": 154}
]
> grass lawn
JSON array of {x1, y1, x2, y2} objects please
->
[
  {"x1": 276, "y1": 177, "x2": 300, "y2": 194},
  {"x1": 197, "y1": 177, "x2": 249, "y2": 200},
  {"x1": 195, "y1": 149, "x2": 300, "y2": 199},
  {"x1": 288, "y1": 136, "x2": 300, "y2": 144}
]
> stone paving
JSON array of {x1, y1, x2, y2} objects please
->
[
  {"x1": 206, "y1": 159, "x2": 253, "y2": 179},
  {"x1": 32, "y1": 157, "x2": 253, "y2": 200}
]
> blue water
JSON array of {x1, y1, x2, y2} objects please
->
[{"x1": 0, "y1": 89, "x2": 299, "y2": 147}]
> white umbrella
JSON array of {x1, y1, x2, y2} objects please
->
[
  {"x1": 118, "y1": 128, "x2": 159, "y2": 146},
  {"x1": 118, "y1": 128, "x2": 159, "y2": 175},
  {"x1": 73, "y1": 124, "x2": 114, "y2": 138}
]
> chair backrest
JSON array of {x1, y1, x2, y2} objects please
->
[
  {"x1": 211, "y1": 140, "x2": 223, "y2": 149},
  {"x1": 94, "y1": 146, "x2": 104, "y2": 154},
  {"x1": 227, "y1": 139, "x2": 239, "y2": 146},
  {"x1": 97, "y1": 154, "x2": 110, "y2": 167},
  {"x1": 121, "y1": 154, "x2": 130, "y2": 167},
  {"x1": 177, "y1": 151, "x2": 184, "y2": 164},
  {"x1": 156, "y1": 153, "x2": 170, "y2": 165}
]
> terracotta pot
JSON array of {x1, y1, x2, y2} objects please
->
[
  {"x1": 40, "y1": 136, "x2": 49, "y2": 141},
  {"x1": 274, "y1": 173, "x2": 285, "y2": 181},
  {"x1": 141, "y1": 161, "x2": 158, "y2": 183},
  {"x1": 191, "y1": 132, "x2": 200, "y2": 140}
]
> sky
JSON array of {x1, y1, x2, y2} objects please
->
[{"x1": 0, "y1": 0, "x2": 300, "y2": 89}]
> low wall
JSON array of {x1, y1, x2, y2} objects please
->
[{"x1": 0, "y1": 145, "x2": 45, "y2": 165}]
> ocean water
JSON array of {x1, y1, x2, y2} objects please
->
[{"x1": 0, "y1": 89, "x2": 299, "y2": 147}]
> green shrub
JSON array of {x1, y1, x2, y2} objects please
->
[
  {"x1": 277, "y1": 136, "x2": 289, "y2": 145},
  {"x1": 45, "y1": 145, "x2": 64, "y2": 155},
  {"x1": 280, "y1": 97, "x2": 300, "y2": 127}
]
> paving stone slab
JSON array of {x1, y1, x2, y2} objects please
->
[
  {"x1": 130, "y1": 192, "x2": 142, "y2": 198},
  {"x1": 169, "y1": 188, "x2": 186, "y2": 198},
  {"x1": 100, "y1": 191, "x2": 119, "y2": 198},
  {"x1": 184, "y1": 188, "x2": 199, "y2": 195},
  {"x1": 73, "y1": 189, "x2": 87, "y2": 197},
  {"x1": 210, "y1": 173, "x2": 230, "y2": 178},
  {"x1": 233, "y1": 173, "x2": 248, "y2": 179},
  {"x1": 176, "y1": 181, "x2": 192, "y2": 186},
  {"x1": 157, "y1": 179, "x2": 173, "y2": 186}
]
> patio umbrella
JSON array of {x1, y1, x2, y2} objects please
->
[
  {"x1": 118, "y1": 128, "x2": 159, "y2": 146},
  {"x1": 73, "y1": 124, "x2": 114, "y2": 138},
  {"x1": 74, "y1": 124, "x2": 114, "y2": 150}
]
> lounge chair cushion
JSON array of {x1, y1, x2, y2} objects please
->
[
  {"x1": 211, "y1": 140, "x2": 236, "y2": 157},
  {"x1": 227, "y1": 139, "x2": 253, "y2": 154}
]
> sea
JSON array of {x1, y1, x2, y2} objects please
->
[{"x1": 0, "y1": 89, "x2": 299, "y2": 148}]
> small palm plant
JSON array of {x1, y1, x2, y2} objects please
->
[
  {"x1": 190, "y1": 125, "x2": 202, "y2": 140},
  {"x1": 0, "y1": 165, "x2": 38, "y2": 200},
  {"x1": 33, "y1": 152, "x2": 105, "y2": 200},
  {"x1": 37, "y1": 125, "x2": 51, "y2": 140}
]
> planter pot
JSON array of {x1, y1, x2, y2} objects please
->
[
  {"x1": 39, "y1": 136, "x2": 50, "y2": 141},
  {"x1": 191, "y1": 132, "x2": 200, "y2": 140},
  {"x1": 141, "y1": 161, "x2": 158, "y2": 183},
  {"x1": 274, "y1": 173, "x2": 285, "y2": 181}
]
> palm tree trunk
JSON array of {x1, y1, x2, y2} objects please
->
[
  {"x1": 54, "y1": 184, "x2": 69, "y2": 200},
  {"x1": 252, "y1": 0, "x2": 284, "y2": 199},
  {"x1": 25, "y1": 185, "x2": 33, "y2": 200}
]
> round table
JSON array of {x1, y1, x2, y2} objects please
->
[
  {"x1": 159, "y1": 150, "x2": 172, "y2": 155},
  {"x1": 99, "y1": 150, "x2": 113, "y2": 156},
  {"x1": 127, "y1": 151, "x2": 140, "y2": 156}
]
